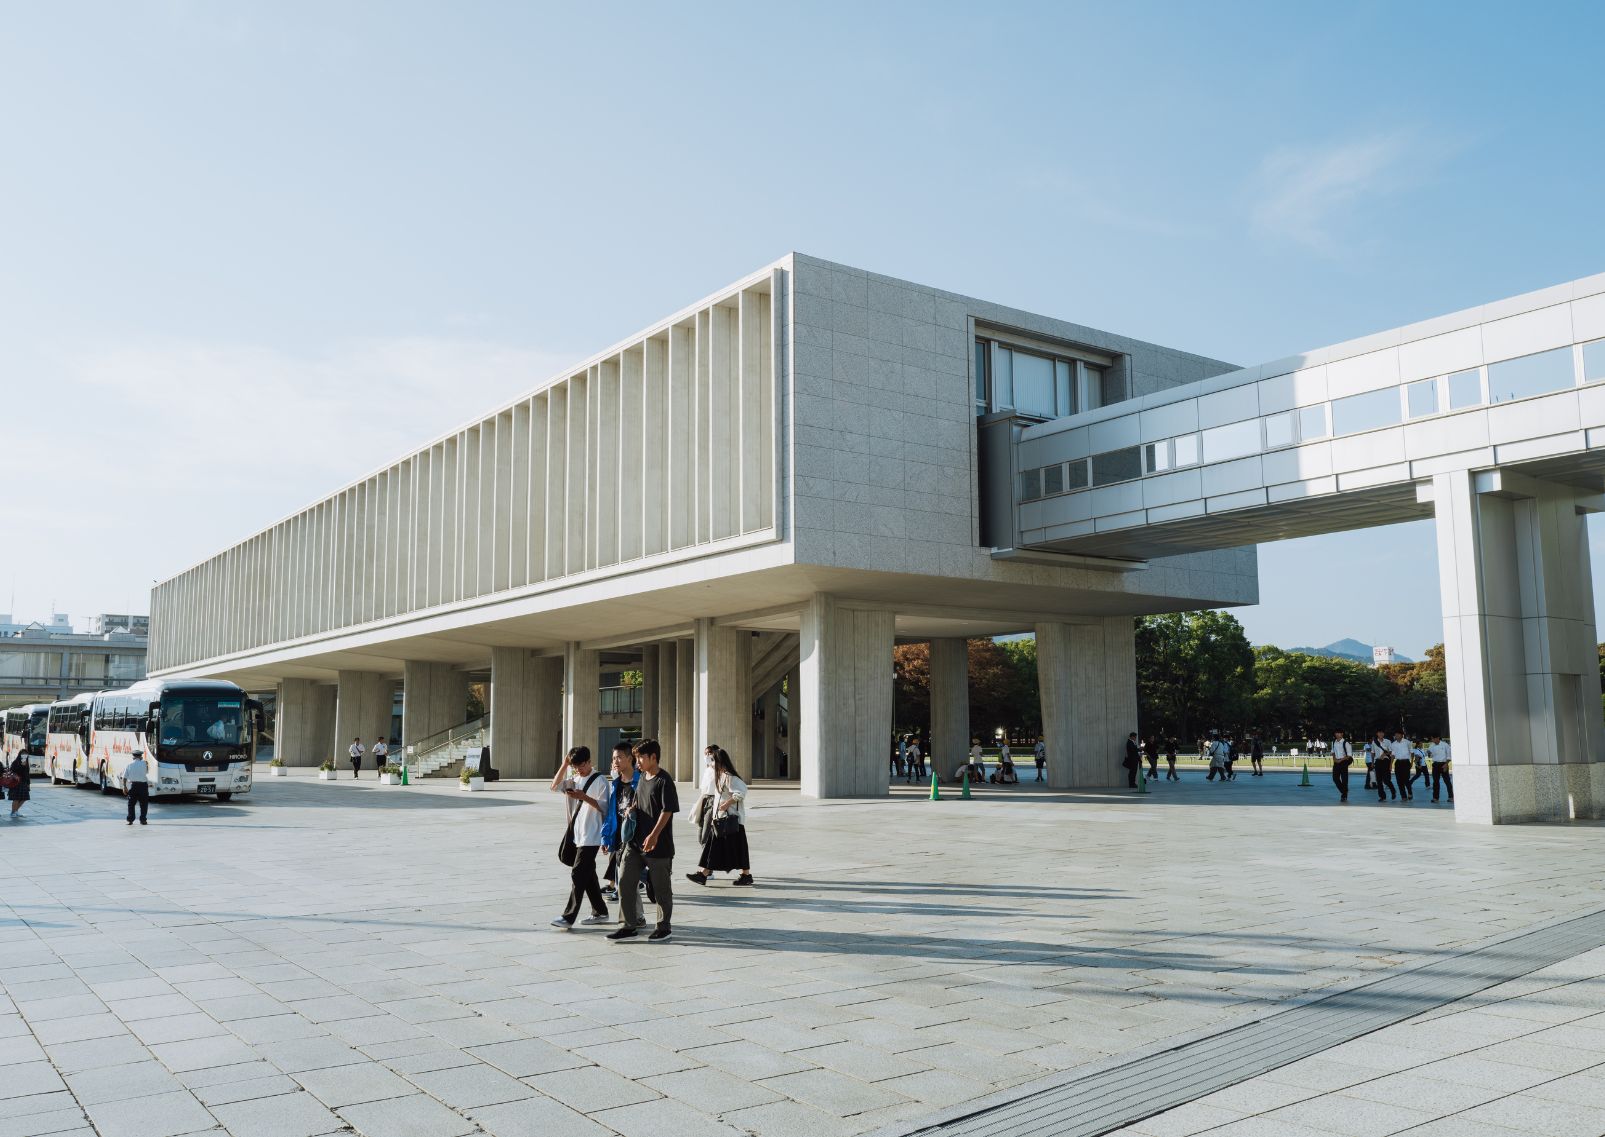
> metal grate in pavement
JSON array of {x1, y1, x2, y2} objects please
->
[{"x1": 901, "y1": 907, "x2": 1605, "y2": 1137}]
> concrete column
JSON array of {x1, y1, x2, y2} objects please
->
[
  {"x1": 401, "y1": 661, "x2": 469, "y2": 749},
  {"x1": 694, "y1": 618, "x2": 752, "y2": 780},
  {"x1": 563, "y1": 643, "x2": 601, "y2": 760},
  {"x1": 785, "y1": 664, "x2": 801, "y2": 780},
  {"x1": 674, "y1": 637, "x2": 695, "y2": 782},
  {"x1": 1433, "y1": 470, "x2": 1605, "y2": 822},
  {"x1": 640, "y1": 644, "x2": 659, "y2": 741},
  {"x1": 275, "y1": 678, "x2": 335, "y2": 767},
  {"x1": 798, "y1": 595, "x2": 894, "y2": 797},
  {"x1": 929, "y1": 638, "x2": 970, "y2": 774},
  {"x1": 1036, "y1": 618, "x2": 1136, "y2": 787},
  {"x1": 334, "y1": 671, "x2": 393, "y2": 760},
  {"x1": 656, "y1": 641, "x2": 678, "y2": 769},
  {"x1": 759, "y1": 683, "x2": 779, "y2": 780},
  {"x1": 490, "y1": 647, "x2": 562, "y2": 778}
]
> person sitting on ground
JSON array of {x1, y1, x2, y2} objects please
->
[{"x1": 993, "y1": 751, "x2": 1018, "y2": 784}]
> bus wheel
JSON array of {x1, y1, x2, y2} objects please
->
[{"x1": 215, "y1": 793, "x2": 232, "y2": 802}]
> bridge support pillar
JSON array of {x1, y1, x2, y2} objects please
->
[
  {"x1": 1037, "y1": 618, "x2": 1138, "y2": 787},
  {"x1": 1434, "y1": 470, "x2": 1605, "y2": 823},
  {"x1": 275, "y1": 678, "x2": 335, "y2": 767},
  {"x1": 655, "y1": 641, "x2": 679, "y2": 774},
  {"x1": 491, "y1": 648, "x2": 561, "y2": 779},
  {"x1": 798, "y1": 595, "x2": 893, "y2": 797},
  {"x1": 401, "y1": 662, "x2": 469, "y2": 753},
  {"x1": 929, "y1": 638, "x2": 971, "y2": 775},
  {"x1": 334, "y1": 671, "x2": 394, "y2": 764},
  {"x1": 695, "y1": 619, "x2": 752, "y2": 786},
  {"x1": 561, "y1": 644, "x2": 601, "y2": 765}
]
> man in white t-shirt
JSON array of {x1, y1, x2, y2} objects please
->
[
  {"x1": 1426, "y1": 735, "x2": 1453, "y2": 804},
  {"x1": 1330, "y1": 730, "x2": 1354, "y2": 802},
  {"x1": 1390, "y1": 731, "x2": 1416, "y2": 801},
  {"x1": 125, "y1": 749, "x2": 150, "y2": 826},
  {"x1": 550, "y1": 746, "x2": 613, "y2": 930},
  {"x1": 372, "y1": 738, "x2": 389, "y2": 775},
  {"x1": 348, "y1": 738, "x2": 364, "y2": 779}
]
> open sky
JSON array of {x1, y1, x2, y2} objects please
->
[{"x1": 4, "y1": 1, "x2": 1604, "y2": 657}]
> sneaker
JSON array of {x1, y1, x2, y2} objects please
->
[
  {"x1": 606, "y1": 927, "x2": 638, "y2": 942},
  {"x1": 648, "y1": 927, "x2": 673, "y2": 942},
  {"x1": 580, "y1": 914, "x2": 610, "y2": 926},
  {"x1": 549, "y1": 917, "x2": 573, "y2": 930},
  {"x1": 601, "y1": 888, "x2": 619, "y2": 901},
  {"x1": 686, "y1": 872, "x2": 708, "y2": 886},
  {"x1": 733, "y1": 874, "x2": 754, "y2": 886},
  {"x1": 140, "y1": 820, "x2": 147, "y2": 825},
  {"x1": 634, "y1": 917, "x2": 648, "y2": 928}
]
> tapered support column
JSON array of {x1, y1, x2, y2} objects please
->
[
  {"x1": 275, "y1": 678, "x2": 335, "y2": 767},
  {"x1": 640, "y1": 645, "x2": 659, "y2": 741},
  {"x1": 799, "y1": 596, "x2": 894, "y2": 797},
  {"x1": 785, "y1": 664, "x2": 800, "y2": 781},
  {"x1": 563, "y1": 643, "x2": 601, "y2": 760},
  {"x1": 490, "y1": 648, "x2": 561, "y2": 778},
  {"x1": 929, "y1": 638, "x2": 970, "y2": 774},
  {"x1": 695, "y1": 619, "x2": 752, "y2": 780},
  {"x1": 759, "y1": 684, "x2": 779, "y2": 779},
  {"x1": 1434, "y1": 470, "x2": 1605, "y2": 822},
  {"x1": 401, "y1": 661, "x2": 469, "y2": 750},
  {"x1": 675, "y1": 637, "x2": 695, "y2": 782},
  {"x1": 334, "y1": 671, "x2": 394, "y2": 759},
  {"x1": 1036, "y1": 618, "x2": 1137, "y2": 787},
  {"x1": 656, "y1": 641, "x2": 679, "y2": 770}
]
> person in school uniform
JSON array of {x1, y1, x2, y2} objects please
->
[
  {"x1": 1330, "y1": 730, "x2": 1354, "y2": 802},
  {"x1": 1390, "y1": 731, "x2": 1416, "y2": 801},
  {"x1": 1033, "y1": 738, "x2": 1047, "y2": 782},
  {"x1": 1426, "y1": 735, "x2": 1454, "y2": 804},
  {"x1": 372, "y1": 737, "x2": 389, "y2": 774},
  {"x1": 348, "y1": 737, "x2": 365, "y2": 778},
  {"x1": 1369, "y1": 730, "x2": 1396, "y2": 801}
]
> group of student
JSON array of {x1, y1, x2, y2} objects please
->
[
  {"x1": 1328, "y1": 729, "x2": 1453, "y2": 804},
  {"x1": 892, "y1": 735, "x2": 1049, "y2": 785},
  {"x1": 346, "y1": 736, "x2": 392, "y2": 777},
  {"x1": 547, "y1": 738, "x2": 754, "y2": 944}
]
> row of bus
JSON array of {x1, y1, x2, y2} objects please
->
[{"x1": 2, "y1": 679, "x2": 262, "y2": 800}]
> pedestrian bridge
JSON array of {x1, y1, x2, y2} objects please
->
[{"x1": 1007, "y1": 273, "x2": 1605, "y2": 826}]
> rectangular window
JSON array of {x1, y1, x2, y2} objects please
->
[
  {"x1": 1012, "y1": 351, "x2": 1057, "y2": 418},
  {"x1": 1144, "y1": 441, "x2": 1172, "y2": 473},
  {"x1": 1263, "y1": 412, "x2": 1294, "y2": 449},
  {"x1": 1066, "y1": 460, "x2": 1089, "y2": 490},
  {"x1": 974, "y1": 340, "x2": 989, "y2": 412},
  {"x1": 1201, "y1": 419, "x2": 1260, "y2": 463},
  {"x1": 1489, "y1": 347, "x2": 1575, "y2": 403},
  {"x1": 1055, "y1": 360, "x2": 1074, "y2": 416},
  {"x1": 1448, "y1": 368, "x2": 1482, "y2": 409},
  {"x1": 1043, "y1": 463, "x2": 1064, "y2": 495},
  {"x1": 994, "y1": 347, "x2": 1014, "y2": 410},
  {"x1": 1331, "y1": 388, "x2": 1401, "y2": 436},
  {"x1": 1018, "y1": 468, "x2": 1041, "y2": 501},
  {"x1": 1090, "y1": 447, "x2": 1142, "y2": 486},
  {"x1": 1298, "y1": 404, "x2": 1329, "y2": 440},
  {"x1": 1173, "y1": 433, "x2": 1200, "y2": 466},
  {"x1": 1583, "y1": 340, "x2": 1605, "y2": 384},
  {"x1": 1406, "y1": 378, "x2": 1439, "y2": 418}
]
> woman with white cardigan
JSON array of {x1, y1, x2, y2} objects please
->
[{"x1": 686, "y1": 745, "x2": 754, "y2": 887}]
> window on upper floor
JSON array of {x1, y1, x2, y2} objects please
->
[
  {"x1": 1581, "y1": 340, "x2": 1605, "y2": 384},
  {"x1": 974, "y1": 334, "x2": 1122, "y2": 422},
  {"x1": 1448, "y1": 368, "x2": 1483, "y2": 409},
  {"x1": 1489, "y1": 347, "x2": 1575, "y2": 403}
]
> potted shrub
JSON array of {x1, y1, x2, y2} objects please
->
[
  {"x1": 377, "y1": 763, "x2": 404, "y2": 786},
  {"x1": 317, "y1": 759, "x2": 339, "y2": 781},
  {"x1": 269, "y1": 758, "x2": 288, "y2": 777},
  {"x1": 459, "y1": 766, "x2": 485, "y2": 792}
]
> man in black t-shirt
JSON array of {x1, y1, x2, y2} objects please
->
[{"x1": 609, "y1": 738, "x2": 678, "y2": 943}]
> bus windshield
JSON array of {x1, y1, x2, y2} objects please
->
[
  {"x1": 27, "y1": 709, "x2": 47, "y2": 751},
  {"x1": 159, "y1": 696, "x2": 246, "y2": 747}
]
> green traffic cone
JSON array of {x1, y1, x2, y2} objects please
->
[
  {"x1": 1297, "y1": 762, "x2": 1311, "y2": 787},
  {"x1": 400, "y1": 763, "x2": 409, "y2": 786},
  {"x1": 961, "y1": 769, "x2": 971, "y2": 799},
  {"x1": 1138, "y1": 766, "x2": 1149, "y2": 794},
  {"x1": 929, "y1": 772, "x2": 940, "y2": 800}
]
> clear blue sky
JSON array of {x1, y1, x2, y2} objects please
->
[{"x1": 4, "y1": 1, "x2": 1603, "y2": 656}]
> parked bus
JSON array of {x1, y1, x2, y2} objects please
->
[
  {"x1": 3, "y1": 704, "x2": 50, "y2": 774},
  {"x1": 79, "y1": 679, "x2": 262, "y2": 800},
  {"x1": 45, "y1": 693, "x2": 96, "y2": 785}
]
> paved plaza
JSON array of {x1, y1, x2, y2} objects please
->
[{"x1": 3, "y1": 771, "x2": 1604, "y2": 1137}]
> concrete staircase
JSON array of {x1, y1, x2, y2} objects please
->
[{"x1": 406, "y1": 717, "x2": 487, "y2": 779}]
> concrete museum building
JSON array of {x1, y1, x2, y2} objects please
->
[{"x1": 149, "y1": 254, "x2": 1605, "y2": 824}]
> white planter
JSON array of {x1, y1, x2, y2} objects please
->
[
  {"x1": 378, "y1": 773, "x2": 402, "y2": 785},
  {"x1": 317, "y1": 769, "x2": 339, "y2": 781},
  {"x1": 459, "y1": 778, "x2": 485, "y2": 792},
  {"x1": 270, "y1": 766, "x2": 288, "y2": 776}
]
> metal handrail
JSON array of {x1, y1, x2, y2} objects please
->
[{"x1": 404, "y1": 715, "x2": 487, "y2": 776}]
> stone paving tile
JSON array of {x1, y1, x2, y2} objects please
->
[
  {"x1": 1460, "y1": 1092, "x2": 1605, "y2": 1136},
  {"x1": 405, "y1": 1060, "x2": 538, "y2": 1108},
  {"x1": 466, "y1": 1097, "x2": 615, "y2": 1137},
  {"x1": 526, "y1": 1064, "x2": 663, "y2": 1109},
  {"x1": 80, "y1": 1089, "x2": 216, "y2": 1137},
  {"x1": 642, "y1": 1064, "x2": 785, "y2": 1112},
  {"x1": 590, "y1": 1098, "x2": 748, "y2": 1136},
  {"x1": 759, "y1": 1068, "x2": 912, "y2": 1117},
  {"x1": 0, "y1": 1061, "x2": 68, "y2": 1097},
  {"x1": 468, "y1": 1036, "x2": 590, "y2": 1077},
  {"x1": 0, "y1": 1108, "x2": 93, "y2": 1137},
  {"x1": 338, "y1": 1093, "x2": 478, "y2": 1137},
  {"x1": 187, "y1": 1073, "x2": 302, "y2": 1108},
  {"x1": 208, "y1": 1091, "x2": 344, "y2": 1137},
  {"x1": 63, "y1": 1059, "x2": 185, "y2": 1105},
  {"x1": 291, "y1": 1061, "x2": 417, "y2": 1108}
]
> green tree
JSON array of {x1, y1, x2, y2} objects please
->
[{"x1": 1136, "y1": 610, "x2": 1254, "y2": 742}]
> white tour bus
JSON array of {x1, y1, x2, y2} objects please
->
[
  {"x1": 45, "y1": 693, "x2": 97, "y2": 784},
  {"x1": 79, "y1": 679, "x2": 262, "y2": 799},
  {"x1": 3, "y1": 704, "x2": 50, "y2": 773}
]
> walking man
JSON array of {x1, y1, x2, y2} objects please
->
[
  {"x1": 1371, "y1": 730, "x2": 1397, "y2": 801},
  {"x1": 609, "y1": 739, "x2": 677, "y2": 943},
  {"x1": 348, "y1": 737, "x2": 364, "y2": 778},
  {"x1": 550, "y1": 746, "x2": 611, "y2": 931},
  {"x1": 1206, "y1": 734, "x2": 1229, "y2": 781},
  {"x1": 1330, "y1": 729, "x2": 1353, "y2": 802},
  {"x1": 1166, "y1": 737, "x2": 1179, "y2": 781},
  {"x1": 1123, "y1": 732, "x2": 1142, "y2": 789},
  {"x1": 1427, "y1": 734, "x2": 1453, "y2": 803},
  {"x1": 372, "y1": 737, "x2": 389, "y2": 775},
  {"x1": 125, "y1": 748, "x2": 150, "y2": 825},
  {"x1": 1391, "y1": 730, "x2": 1416, "y2": 801},
  {"x1": 1144, "y1": 736, "x2": 1160, "y2": 781},
  {"x1": 1250, "y1": 735, "x2": 1265, "y2": 777},
  {"x1": 1033, "y1": 737, "x2": 1046, "y2": 782}
]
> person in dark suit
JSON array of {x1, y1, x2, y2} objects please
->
[{"x1": 1123, "y1": 732, "x2": 1142, "y2": 789}]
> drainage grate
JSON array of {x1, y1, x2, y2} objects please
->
[{"x1": 902, "y1": 907, "x2": 1605, "y2": 1137}]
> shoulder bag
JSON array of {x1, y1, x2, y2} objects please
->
[{"x1": 557, "y1": 772, "x2": 602, "y2": 866}]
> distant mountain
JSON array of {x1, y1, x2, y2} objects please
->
[{"x1": 1288, "y1": 638, "x2": 1414, "y2": 664}]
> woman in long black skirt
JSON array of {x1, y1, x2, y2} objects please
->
[
  {"x1": 6, "y1": 753, "x2": 31, "y2": 818},
  {"x1": 686, "y1": 746, "x2": 753, "y2": 887}
]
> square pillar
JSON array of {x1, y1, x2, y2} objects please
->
[
  {"x1": 694, "y1": 619, "x2": 752, "y2": 780},
  {"x1": 401, "y1": 661, "x2": 470, "y2": 749},
  {"x1": 562, "y1": 643, "x2": 601, "y2": 760},
  {"x1": 490, "y1": 648, "x2": 562, "y2": 778},
  {"x1": 640, "y1": 645, "x2": 660, "y2": 741},
  {"x1": 1434, "y1": 471, "x2": 1605, "y2": 822},
  {"x1": 785, "y1": 664, "x2": 800, "y2": 780},
  {"x1": 675, "y1": 636, "x2": 695, "y2": 782},
  {"x1": 1037, "y1": 618, "x2": 1136, "y2": 787},
  {"x1": 655, "y1": 641, "x2": 678, "y2": 773},
  {"x1": 929, "y1": 638, "x2": 970, "y2": 774},
  {"x1": 798, "y1": 595, "x2": 893, "y2": 797},
  {"x1": 275, "y1": 678, "x2": 335, "y2": 767},
  {"x1": 758, "y1": 684, "x2": 779, "y2": 780},
  {"x1": 334, "y1": 671, "x2": 394, "y2": 760}
]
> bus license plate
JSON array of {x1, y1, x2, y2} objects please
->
[
  {"x1": 196, "y1": 784, "x2": 217, "y2": 794},
  {"x1": 195, "y1": 766, "x2": 218, "y2": 772}
]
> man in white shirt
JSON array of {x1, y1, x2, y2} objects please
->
[
  {"x1": 348, "y1": 737, "x2": 364, "y2": 779},
  {"x1": 372, "y1": 738, "x2": 389, "y2": 774},
  {"x1": 1330, "y1": 730, "x2": 1354, "y2": 802},
  {"x1": 550, "y1": 746, "x2": 612, "y2": 930},
  {"x1": 125, "y1": 749, "x2": 150, "y2": 825},
  {"x1": 1390, "y1": 731, "x2": 1416, "y2": 801},
  {"x1": 1426, "y1": 735, "x2": 1453, "y2": 804}
]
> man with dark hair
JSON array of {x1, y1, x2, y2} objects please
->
[
  {"x1": 609, "y1": 738, "x2": 678, "y2": 943},
  {"x1": 1123, "y1": 732, "x2": 1141, "y2": 789}
]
